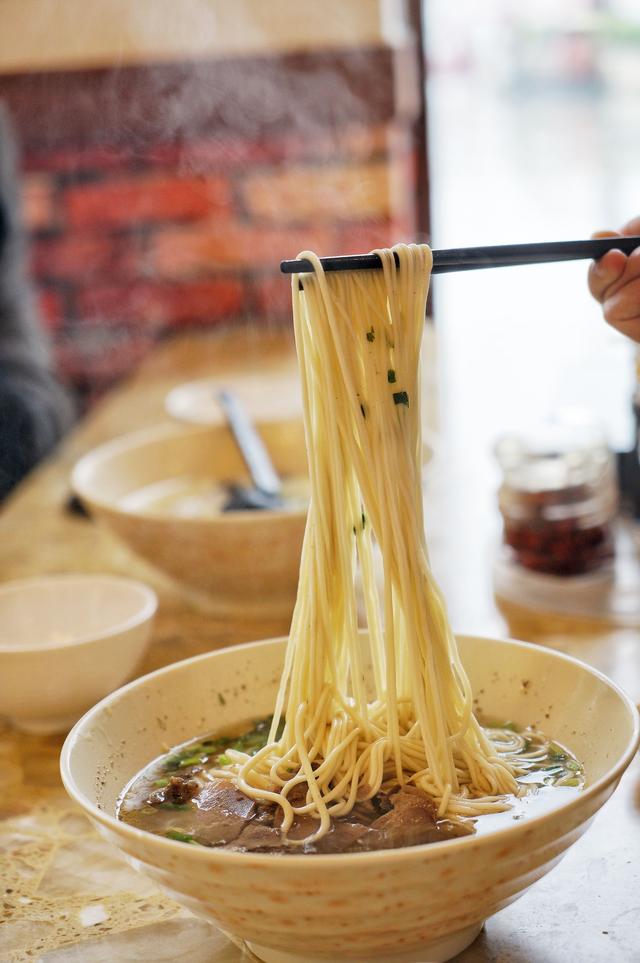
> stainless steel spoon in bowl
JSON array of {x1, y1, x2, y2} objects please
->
[{"x1": 216, "y1": 389, "x2": 284, "y2": 511}]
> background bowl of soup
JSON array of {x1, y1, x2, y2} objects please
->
[
  {"x1": 71, "y1": 419, "x2": 309, "y2": 619},
  {"x1": 61, "y1": 634, "x2": 639, "y2": 963}
]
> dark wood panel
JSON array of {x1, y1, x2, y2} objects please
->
[{"x1": 0, "y1": 48, "x2": 408, "y2": 150}]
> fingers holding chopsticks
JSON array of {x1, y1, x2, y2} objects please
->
[{"x1": 588, "y1": 217, "x2": 640, "y2": 342}]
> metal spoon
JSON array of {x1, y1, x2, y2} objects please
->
[{"x1": 216, "y1": 389, "x2": 284, "y2": 512}]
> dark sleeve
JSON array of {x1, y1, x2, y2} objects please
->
[
  {"x1": 0, "y1": 103, "x2": 76, "y2": 499},
  {"x1": 0, "y1": 361, "x2": 75, "y2": 499},
  {"x1": 0, "y1": 104, "x2": 52, "y2": 370}
]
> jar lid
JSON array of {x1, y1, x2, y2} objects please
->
[{"x1": 495, "y1": 413, "x2": 612, "y2": 494}]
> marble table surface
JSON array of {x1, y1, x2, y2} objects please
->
[{"x1": 0, "y1": 328, "x2": 638, "y2": 963}]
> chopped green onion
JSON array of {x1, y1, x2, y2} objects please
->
[
  {"x1": 162, "y1": 755, "x2": 182, "y2": 770},
  {"x1": 360, "y1": 403, "x2": 367, "y2": 418},
  {"x1": 163, "y1": 742, "x2": 217, "y2": 769},
  {"x1": 392, "y1": 391, "x2": 409, "y2": 407},
  {"x1": 217, "y1": 754, "x2": 231, "y2": 766},
  {"x1": 165, "y1": 829, "x2": 197, "y2": 844},
  {"x1": 161, "y1": 717, "x2": 280, "y2": 774},
  {"x1": 548, "y1": 743, "x2": 568, "y2": 762},
  {"x1": 153, "y1": 777, "x2": 170, "y2": 788},
  {"x1": 387, "y1": 369, "x2": 396, "y2": 383},
  {"x1": 217, "y1": 693, "x2": 227, "y2": 707},
  {"x1": 177, "y1": 754, "x2": 206, "y2": 768},
  {"x1": 366, "y1": 327, "x2": 375, "y2": 342}
]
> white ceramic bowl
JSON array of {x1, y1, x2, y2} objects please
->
[
  {"x1": 0, "y1": 574, "x2": 156, "y2": 734},
  {"x1": 165, "y1": 374, "x2": 303, "y2": 426},
  {"x1": 61, "y1": 634, "x2": 639, "y2": 963},
  {"x1": 71, "y1": 420, "x2": 309, "y2": 619}
]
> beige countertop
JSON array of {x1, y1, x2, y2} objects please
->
[{"x1": 0, "y1": 327, "x2": 638, "y2": 963}]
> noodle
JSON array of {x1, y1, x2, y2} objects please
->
[{"x1": 224, "y1": 243, "x2": 520, "y2": 843}]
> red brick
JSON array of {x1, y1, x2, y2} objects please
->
[
  {"x1": 152, "y1": 124, "x2": 391, "y2": 174},
  {"x1": 252, "y1": 275, "x2": 294, "y2": 320},
  {"x1": 77, "y1": 279, "x2": 245, "y2": 327},
  {"x1": 149, "y1": 223, "x2": 334, "y2": 277},
  {"x1": 242, "y1": 162, "x2": 396, "y2": 223},
  {"x1": 65, "y1": 174, "x2": 233, "y2": 229},
  {"x1": 22, "y1": 175, "x2": 57, "y2": 232},
  {"x1": 23, "y1": 145, "x2": 135, "y2": 175},
  {"x1": 336, "y1": 221, "x2": 396, "y2": 255},
  {"x1": 32, "y1": 235, "x2": 128, "y2": 281},
  {"x1": 22, "y1": 121, "x2": 393, "y2": 183},
  {"x1": 149, "y1": 139, "x2": 278, "y2": 172},
  {"x1": 337, "y1": 125, "x2": 390, "y2": 160},
  {"x1": 37, "y1": 288, "x2": 65, "y2": 330}
]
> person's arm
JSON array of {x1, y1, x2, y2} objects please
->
[
  {"x1": 0, "y1": 104, "x2": 75, "y2": 500},
  {"x1": 588, "y1": 216, "x2": 640, "y2": 343}
]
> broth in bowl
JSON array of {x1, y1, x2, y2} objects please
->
[
  {"x1": 118, "y1": 716, "x2": 584, "y2": 854},
  {"x1": 119, "y1": 475, "x2": 309, "y2": 518}
]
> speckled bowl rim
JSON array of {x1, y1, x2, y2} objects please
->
[
  {"x1": 0, "y1": 574, "x2": 157, "y2": 654},
  {"x1": 60, "y1": 634, "x2": 640, "y2": 869},
  {"x1": 71, "y1": 421, "x2": 309, "y2": 526}
]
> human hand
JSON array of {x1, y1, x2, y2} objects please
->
[{"x1": 588, "y1": 216, "x2": 640, "y2": 342}]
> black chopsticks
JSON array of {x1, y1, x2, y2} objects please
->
[{"x1": 280, "y1": 236, "x2": 640, "y2": 275}]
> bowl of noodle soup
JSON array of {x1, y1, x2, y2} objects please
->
[
  {"x1": 63, "y1": 246, "x2": 639, "y2": 959},
  {"x1": 61, "y1": 633, "x2": 638, "y2": 962}
]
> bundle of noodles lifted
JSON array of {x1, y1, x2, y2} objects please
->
[{"x1": 119, "y1": 245, "x2": 584, "y2": 852}]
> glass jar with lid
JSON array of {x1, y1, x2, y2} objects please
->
[{"x1": 495, "y1": 416, "x2": 618, "y2": 577}]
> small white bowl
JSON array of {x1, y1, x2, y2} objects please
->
[{"x1": 0, "y1": 574, "x2": 157, "y2": 734}]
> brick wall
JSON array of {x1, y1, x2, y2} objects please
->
[{"x1": 3, "y1": 48, "x2": 426, "y2": 404}]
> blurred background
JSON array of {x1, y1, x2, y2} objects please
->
[
  {"x1": 0, "y1": 0, "x2": 424, "y2": 407},
  {"x1": 426, "y1": 0, "x2": 640, "y2": 507},
  {"x1": 1, "y1": 0, "x2": 639, "y2": 490}
]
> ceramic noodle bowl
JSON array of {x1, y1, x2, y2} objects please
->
[
  {"x1": 61, "y1": 635, "x2": 639, "y2": 963},
  {"x1": 71, "y1": 420, "x2": 309, "y2": 619},
  {"x1": 71, "y1": 421, "x2": 435, "y2": 623}
]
